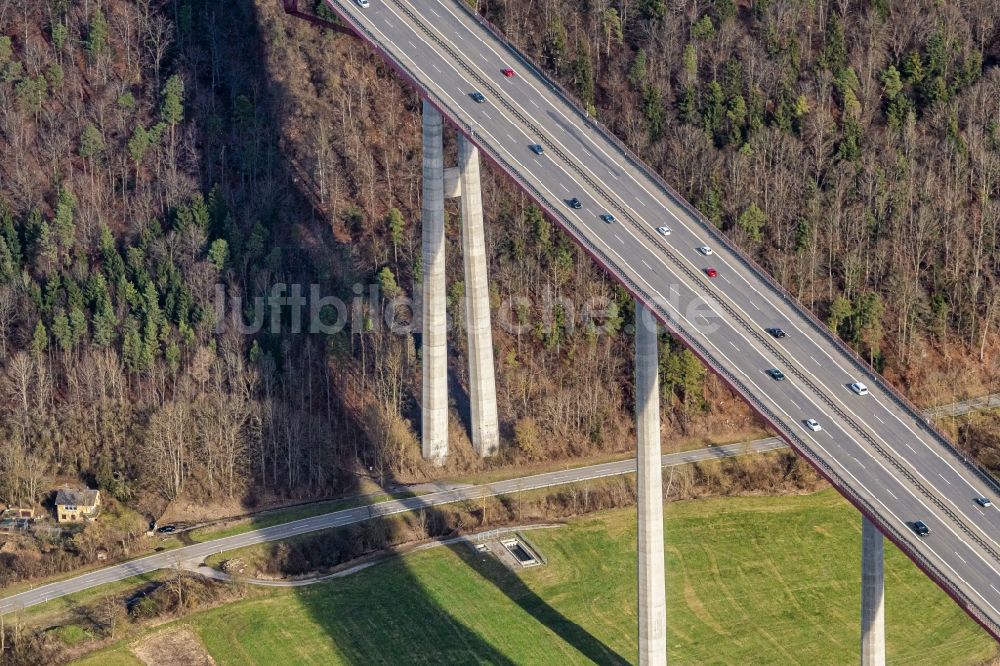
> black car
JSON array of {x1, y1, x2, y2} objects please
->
[
  {"x1": 912, "y1": 520, "x2": 930, "y2": 537},
  {"x1": 156, "y1": 524, "x2": 177, "y2": 534},
  {"x1": 765, "y1": 368, "x2": 785, "y2": 381},
  {"x1": 766, "y1": 328, "x2": 787, "y2": 338},
  {"x1": 470, "y1": 91, "x2": 486, "y2": 103},
  {"x1": 600, "y1": 213, "x2": 616, "y2": 223},
  {"x1": 567, "y1": 198, "x2": 582, "y2": 209},
  {"x1": 530, "y1": 144, "x2": 544, "y2": 155}
]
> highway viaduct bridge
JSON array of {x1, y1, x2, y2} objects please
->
[{"x1": 284, "y1": 0, "x2": 1000, "y2": 662}]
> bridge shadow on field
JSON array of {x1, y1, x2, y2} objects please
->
[
  {"x1": 183, "y1": 0, "x2": 628, "y2": 663},
  {"x1": 257, "y1": 469, "x2": 629, "y2": 664}
]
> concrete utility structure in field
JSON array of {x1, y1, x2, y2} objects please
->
[{"x1": 280, "y1": 0, "x2": 1000, "y2": 661}]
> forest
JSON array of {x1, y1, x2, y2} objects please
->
[{"x1": 0, "y1": 0, "x2": 997, "y2": 582}]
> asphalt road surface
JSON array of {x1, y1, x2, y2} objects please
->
[
  {"x1": 315, "y1": 0, "x2": 1000, "y2": 637},
  {"x1": 1, "y1": 393, "x2": 995, "y2": 616},
  {"x1": 0, "y1": 438, "x2": 783, "y2": 614}
]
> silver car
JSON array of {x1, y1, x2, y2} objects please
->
[{"x1": 805, "y1": 419, "x2": 822, "y2": 432}]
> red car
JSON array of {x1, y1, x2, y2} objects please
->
[
  {"x1": 502, "y1": 67, "x2": 515, "y2": 78},
  {"x1": 705, "y1": 267, "x2": 718, "y2": 278}
]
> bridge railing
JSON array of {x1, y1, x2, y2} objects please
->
[
  {"x1": 451, "y1": 0, "x2": 1000, "y2": 499},
  {"x1": 318, "y1": 0, "x2": 1000, "y2": 640}
]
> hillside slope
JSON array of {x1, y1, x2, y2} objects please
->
[{"x1": 0, "y1": 0, "x2": 997, "y2": 589}]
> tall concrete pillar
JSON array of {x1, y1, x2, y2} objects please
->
[
  {"x1": 636, "y1": 302, "x2": 667, "y2": 666},
  {"x1": 457, "y1": 134, "x2": 499, "y2": 457},
  {"x1": 421, "y1": 100, "x2": 448, "y2": 463},
  {"x1": 861, "y1": 516, "x2": 885, "y2": 666}
]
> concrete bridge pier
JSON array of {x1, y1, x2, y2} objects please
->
[
  {"x1": 421, "y1": 100, "x2": 449, "y2": 463},
  {"x1": 456, "y1": 134, "x2": 499, "y2": 457},
  {"x1": 861, "y1": 516, "x2": 885, "y2": 665},
  {"x1": 636, "y1": 302, "x2": 667, "y2": 665},
  {"x1": 419, "y1": 101, "x2": 499, "y2": 461}
]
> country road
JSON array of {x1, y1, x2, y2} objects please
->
[{"x1": 1, "y1": 393, "x2": 995, "y2": 616}]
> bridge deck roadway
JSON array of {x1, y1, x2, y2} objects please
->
[{"x1": 323, "y1": 0, "x2": 1000, "y2": 639}]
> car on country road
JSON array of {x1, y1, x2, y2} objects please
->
[
  {"x1": 805, "y1": 419, "x2": 822, "y2": 432},
  {"x1": 766, "y1": 327, "x2": 787, "y2": 338},
  {"x1": 156, "y1": 524, "x2": 177, "y2": 534},
  {"x1": 600, "y1": 213, "x2": 615, "y2": 224},
  {"x1": 530, "y1": 144, "x2": 544, "y2": 155},
  {"x1": 849, "y1": 382, "x2": 870, "y2": 396},
  {"x1": 502, "y1": 67, "x2": 515, "y2": 77},
  {"x1": 705, "y1": 267, "x2": 718, "y2": 278},
  {"x1": 766, "y1": 368, "x2": 785, "y2": 381},
  {"x1": 470, "y1": 91, "x2": 486, "y2": 103},
  {"x1": 976, "y1": 496, "x2": 993, "y2": 508},
  {"x1": 912, "y1": 520, "x2": 931, "y2": 537},
  {"x1": 567, "y1": 197, "x2": 582, "y2": 209},
  {"x1": 698, "y1": 246, "x2": 713, "y2": 256},
  {"x1": 657, "y1": 226, "x2": 671, "y2": 235}
]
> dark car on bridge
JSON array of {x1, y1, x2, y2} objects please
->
[
  {"x1": 530, "y1": 144, "x2": 544, "y2": 155},
  {"x1": 600, "y1": 213, "x2": 615, "y2": 224},
  {"x1": 912, "y1": 520, "x2": 931, "y2": 537},
  {"x1": 766, "y1": 368, "x2": 785, "y2": 381},
  {"x1": 567, "y1": 198, "x2": 582, "y2": 209},
  {"x1": 766, "y1": 327, "x2": 787, "y2": 338},
  {"x1": 470, "y1": 91, "x2": 486, "y2": 103}
]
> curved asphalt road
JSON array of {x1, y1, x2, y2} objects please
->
[
  {"x1": 0, "y1": 394, "x2": 994, "y2": 616},
  {"x1": 313, "y1": 0, "x2": 1000, "y2": 637},
  {"x1": 0, "y1": 438, "x2": 782, "y2": 614}
]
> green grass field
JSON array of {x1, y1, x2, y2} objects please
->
[{"x1": 74, "y1": 489, "x2": 997, "y2": 665}]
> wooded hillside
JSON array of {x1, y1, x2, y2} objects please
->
[
  {"x1": 481, "y1": 0, "x2": 1000, "y2": 376},
  {"x1": 0, "y1": 0, "x2": 996, "y2": 536}
]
